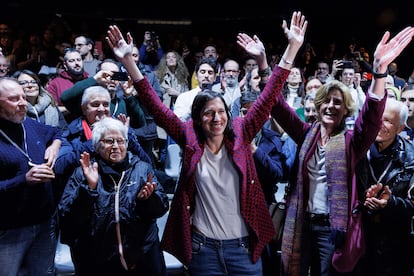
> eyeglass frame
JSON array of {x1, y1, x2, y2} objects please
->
[
  {"x1": 100, "y1": 137, "x2": 128, "y2": 146},
  {"x1": 223, "y1": 69, "x2": 240, "y2": 74}
]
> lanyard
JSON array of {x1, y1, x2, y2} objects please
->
[
  {"x1": 367, "y1": 150, "x2": 393, "y2": 184},
  {"x1": 109, "y1": 171, "x2": 128, "y2": 270},
  {"x1": 0, "y1": 126, "x2": 35, "y2": 166},
  {"x1": 112, "y1": 100, "x2": 119, "y2": 117}
]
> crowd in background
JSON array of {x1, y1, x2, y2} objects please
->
[{"x1": 1, "y1": 10, "x2": 414, "y2": 276}]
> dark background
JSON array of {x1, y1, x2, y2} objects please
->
[{"x1": 4, "y1": 1, "x2": 414, "y2": 78}]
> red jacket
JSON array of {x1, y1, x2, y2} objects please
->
[{"x1": 48, "y1": 70, "x2": 89, "y2": 105}]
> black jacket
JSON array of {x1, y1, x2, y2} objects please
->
[
  {"x1": 355, "y1": 136, "x2": 414, "y2": 276},
  {"x1": 58, "y1": 152, "x2": 169, "y2": 269}
]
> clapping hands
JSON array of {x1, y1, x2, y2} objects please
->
[{"x1": 364, "y1": 183, "x2": 391, "y2": 210}]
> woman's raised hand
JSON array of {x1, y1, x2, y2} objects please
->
[
  {"x1": 372, "y1": 26, "x2": 414, "y2": 73},
  {"x1": 281, "y1": 11, "x2": 308, "y2": 50},
  {"x1": 106, "y1": 25, "x2": 134, "y2": 59},
  {"x1": 236, "y1": 33, "x2": 265, "y2": 57}
]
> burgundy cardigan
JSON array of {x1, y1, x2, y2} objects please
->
[{"x1": 133, "y1": 65, "x2": 290, "y2": 266}]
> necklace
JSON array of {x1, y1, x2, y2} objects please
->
[
  {"x1": 0, "y1": 125, "x2": 36, "y2": 166},
  {"x1": 367, "y1": 149, "x2": 393, "y2": 184}
]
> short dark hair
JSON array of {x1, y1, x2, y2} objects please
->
[
  {"x1": 195, "y1": 57, "x2": 217, "y2": 73},
  {"x1": 63, "y1": 48, "x2": 80, "y2": 60},
  {"x1": 191, "y1": 90, "x2": 234, "y2": 143},
  {"x1": 95, "y1": 58, "x2": 119, "y2": 73}
]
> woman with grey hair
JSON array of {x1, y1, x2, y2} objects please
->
[{"x1": 58, "y1": 117, "x2": 169, "y2": 275}]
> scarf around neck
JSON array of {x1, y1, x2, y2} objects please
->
[
  {"x1": 27, "y1": 93, "x2": 60, "y2": 127},
  {"x1": 82, "y1": 119, "x2": 93, "y2": 140},
  {"x1": 281, "y1": 122, "x2": 349, "y2": 275}
]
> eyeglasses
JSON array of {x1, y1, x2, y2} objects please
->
[
  {"x1": 89, "y1": 101, "x2": 110, "y2": 108},
  {"x1": 74, "y1": 43, "x2": 87, "y2": 47},
  {"x1": 18, "y1": 80, "x2": 38, "y2": 86},
  {"x1": 100, "y1": 137, "x2": 128, "y2": 146},
  {"x1": 223, "y1": 69, "x2": 239, "y2": 74},
  {"x1": 401, "y1": 97, "x2": 414, "y2": 103}
]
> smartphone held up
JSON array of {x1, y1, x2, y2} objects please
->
[{"x1": 111, "y1": 71, "x2": 129, "y2": 81}]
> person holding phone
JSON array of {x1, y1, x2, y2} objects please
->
[
  {"x1": 139, "y1": 30, "x2": 163, "y2": 70},
  {"x1": 60, "y1": 58, "x2": 146, "y2": 127},
  {"x1": 58, "y1": 117, "x2": 169, "y2": 276},
  {"x1": 111, "y1": 71, "x2": 129, "y2": 81}
]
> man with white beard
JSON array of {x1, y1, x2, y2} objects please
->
[{"x1": 212, "y1": 59, "x2": 242, "y2": 117}]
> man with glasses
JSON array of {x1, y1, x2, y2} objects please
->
[
  {"x1": 315, "y1": 61, "x2": 334, "y2": 84},
  {"x1": 212, "y1": 59, "x2": 242, "y2": 117},
  {"x1": 74, "y1": 35, "x2": 101, "y2": 76}
]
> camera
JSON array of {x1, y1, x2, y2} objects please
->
[
  {"x1": 341, "y1": 60, "x2": 353, "y2": 68},
  {"x1": 111, "y1": 71, "x2": 129, "y2": 81},
  {"x1": 147, "y1": 31, "x2": 158, "y2": 49},
  {"x1": 351, "y1": 51, "x2": 361, "y2": 59}
]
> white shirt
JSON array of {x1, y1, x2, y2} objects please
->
[{"x1": 173, "y1": 86, "x2": 202, "y2": 121}]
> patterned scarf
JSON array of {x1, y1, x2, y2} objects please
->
[{"x1": 281, "y1": 122, "x2": 348, "y2": 275}]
